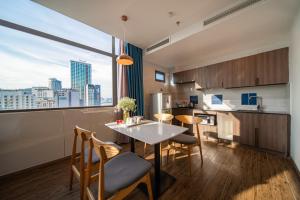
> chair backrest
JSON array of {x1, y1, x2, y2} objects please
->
[
  {"x1": 154, "y1": 113, "x2": 174, "y2": 124},
  {"x1": 90, "y1": 133, "x2": 121, "y2": 200},
  {"x1": 175, "y1": 115, "x2": 202, "y2": 138}
]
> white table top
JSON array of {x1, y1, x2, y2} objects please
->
[{"x1": 105, "y1": 120, "x2": 188, "y2": 145}]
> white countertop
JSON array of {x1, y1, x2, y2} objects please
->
[{"x1": 105, "y1": 121, "x2": 188, "y2": 145}]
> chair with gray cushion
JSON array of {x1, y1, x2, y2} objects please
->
[
  {"x1": 85, "y1": 133, "x2": 153, "y2": 200},
  {"x1": 69, "y1": 126, "x2": 121, "y2": 200},
  {"x1": 166, "y1": 115, "x2": 203, "y2": 176}
]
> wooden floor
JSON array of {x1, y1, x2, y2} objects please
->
[{"x1": 1, "y1": 140, "x2": 300, "y2": 200}]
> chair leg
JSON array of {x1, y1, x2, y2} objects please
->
[
  {"x1": 144, "y1": 142, "x2": 147, "y2": 157},
  {"x1": 198, "y1": 141, "x2": 203, "y2": 167},
  {"x1": 69, "y1": 165, "x2": 74, "y2": 191},
  {"x1": 145, "y1": 173, "x2": 154, "y2": 200},
  {"x1": 187, "y1": 146, "x2": 192, "y2": 176}
]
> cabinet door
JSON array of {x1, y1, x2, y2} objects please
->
[
  {"x1": 206, "y1": 64, "x2": 224, "y2": 89},
  {"x1": 217, "y1": 112, "x2": 235, "y2": 140},
  {"x1": 183, "y1": 69, "x2": 196, "y2": 83},
  {"x1": 224, "y1": 56, "x2": 256, "y2": 88},
  {"x1": 256, "y1": 114, "x2": 288, "y2": 153},
  {"x1": 256, "y1": 48, "x2": 289, "y2": 85},
  {"x1": 195, "y1": 67, "x2": 207, "y2": 89},
  {"x1": 232, "y1": 112, "x2": 256, "y2": 146},
  {"x1": 173, "y1": 71, "x2": 185, "y2": 84}
]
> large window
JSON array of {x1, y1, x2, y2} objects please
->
[{"x1": 0, "y1": 0, "x2": 117, "y2": 111}]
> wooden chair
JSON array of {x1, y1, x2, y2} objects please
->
[
  {"x1": 85, "y1": 133, "x2": 153, "y2": 200},
  {"x1": 166, "y1": 115, "x2": 203, "y2": 176},
  {"x1": 144, "y1": 113, "x2": 174, "y2": 165},
  {"x1": 69, "y1": 126, "x2": 121, "y2": 200}
]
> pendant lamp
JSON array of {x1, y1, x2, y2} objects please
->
[{"x1": 116, "y1": 15, "x2": 133, "y2": 66}]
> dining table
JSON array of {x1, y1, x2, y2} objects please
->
[{"x1": 105, "y1": 120, "x2": 188, "y2": 200}]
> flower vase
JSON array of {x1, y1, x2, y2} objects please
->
[{"x1": 123, "y1": 110, "x2": 129, "y2": 123}]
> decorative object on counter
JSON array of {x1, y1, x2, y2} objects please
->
[
  {"x1": 241, "y1": 93, "x2": 257, "y2": 105},
  {"x1": 116, "y1": 97, "x2": 137, "y2": 122},
  {"x1": 212, "y1": 94, "x2": 223, "y2": 105}
]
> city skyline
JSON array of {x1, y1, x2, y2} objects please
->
[{"x1": 0, "y1": 0, "x2": 113, "y2": 99}]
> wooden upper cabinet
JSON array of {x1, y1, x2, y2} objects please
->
[
  {"x1": 195, "y1": 67, "x2": 207, "y2": 89},
  {"x1": 205, "y1": 64, "x2": 224, "y2": 89},
  {"x1": 223, "y1": 56, "x2": 256, "y2": 88},
  {"x1": 173, "y1": 69, "x2": 196, "y2": 84},
  {"x1": 256, "y1": 48, "x2": 289, "y2": 85}
]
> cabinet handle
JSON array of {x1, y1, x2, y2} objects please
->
[{"x1": 255, "y1": 78, "x2": 259, "y2": 85}]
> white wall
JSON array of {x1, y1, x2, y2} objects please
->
[
  {"x1": 0, "y1": 107, "x2": 116, "y2": 176},
  {"x1": 290, "y1": 9, "x2": 300, "y2": 169},
  {"x1": 143, "y1": 62, "x2": 170, "y2": 119}
]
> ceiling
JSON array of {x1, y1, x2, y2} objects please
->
[{"x1": 34, "y1": 0, "x2": 300, "y2": 68}]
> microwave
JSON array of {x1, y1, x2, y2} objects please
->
[{"x1": 195, "y1": 114, "x2": 217, "y2": 126}]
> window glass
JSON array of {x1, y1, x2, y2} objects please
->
[
  {"x1": 0, "y1": 26, "x2": 113, "y2": 111},
  {"x1": 0, "y1": 0, "x2": 112, "y2": 53}
]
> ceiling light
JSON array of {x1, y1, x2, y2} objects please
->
[{"x1": 117, "y1": 15, "x2": 133, "y2": 66}]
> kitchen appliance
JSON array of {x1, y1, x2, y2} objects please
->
[
  {"x1": 150, "y1": 93, "x2": 172, "y2": 120},
  {"x1": 194, "y1": 113, "x2": 217, "y2": 126}
]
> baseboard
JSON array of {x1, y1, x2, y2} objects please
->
[{"x1": 0, "y1": 156, "x2": 71, "y2": 181}]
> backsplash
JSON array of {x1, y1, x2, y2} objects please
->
[{"x1": 170, "y1": 83, "x2": 290, "y2": 113}]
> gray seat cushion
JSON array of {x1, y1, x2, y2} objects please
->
[
  {"x1": 170, "y1": 133, "x2": 197, "y2": 144},
  {"x1": 104, "y1": 152, "x2": 152, "y2": 195}
]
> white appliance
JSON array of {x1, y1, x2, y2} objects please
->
[{"x1": 150, "y1": 93, "x2": 172, "y2": 120}]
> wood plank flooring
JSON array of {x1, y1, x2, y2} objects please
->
[{"x1": 0, "y1": 140, "x2": 299, "y2": 200}]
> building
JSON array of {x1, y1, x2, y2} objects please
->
[
  {"x1": 0, "y1": 89, "x2": 35, "y2": 110},
  {"x1": 32, "y1": 87, "x2": 57, "y2": 108},
  {"x1": 85, "y1": 84, "x2": 101, "y2": 106},
  {"x1": 70, "y1": 60, "x2": 91, "y2": 105},
  {"x1": 48, "y1": 78, "x2": 62, "y2": 91},
  {"x1": 57, "y1": 89, "x2": 80, "y2": 108}
]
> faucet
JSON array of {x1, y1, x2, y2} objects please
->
[{"x1": 249, "y1": 96, "x2": 263, "y2": 112}]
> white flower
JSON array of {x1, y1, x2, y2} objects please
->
[{"x1": 117, "y1": 97, "x2": 137, "y2": 112}]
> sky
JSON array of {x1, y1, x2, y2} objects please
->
[{"x1": 0, "y1": 0, "x2": 116, "y2": 98}]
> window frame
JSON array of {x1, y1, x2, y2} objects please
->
[
  {"x1": 155, "y1": 70, "x2": 166, "y2": 83},
  {"x1": 0, "y1": 19, "x2": 117, "y2": 113}
]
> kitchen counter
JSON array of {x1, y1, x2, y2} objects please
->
[{"x1": 200, "y1": 109, "x2": 290, "y2": 115}]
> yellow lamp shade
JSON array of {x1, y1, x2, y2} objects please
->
[{"x1": 116, "y1": 53, "x2": 134, "y2": 65}]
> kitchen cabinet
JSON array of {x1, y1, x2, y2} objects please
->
[
  {"x1": 256, "y1": 48, "x2": 289, "y2": 85},
  {"x1": 174, "y1": 47, "x2": 289, "y2": 88},
  {"x1": 173, "y1": 71, "x2": 185, "y2": 84},
  {"x1": 223, "y1": 56, "x2": 256, "y2": 88},
  {"x1": 195, "y1": 67, "x2": 207, "y2": 89},
  {"x1": 230, "y1": 112, "x2": 289, "y2": 155},
  {"x1": 205, "y1": 64, "x2": 224, "y2": 89},
  {"x1": 256, "y1": 114, "x2": 289, "y2": 153},
  {"x1": 173, "y1": 69, "x2": 196, "y2": 84},
  {"x1": 232, "y1": 112, "x2": 256, "y2": 146}
]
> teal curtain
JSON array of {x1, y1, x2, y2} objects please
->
[{"x1": 125, "y1": 43, "x2": 144, "y2": 116}]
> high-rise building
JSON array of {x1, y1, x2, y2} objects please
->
[
  {"x1": 85, "y1": 84, "x2": 101, "y2": 106},
  {"x1": 0, "y1": 89, "x2": 35, "y2": 110},
  {"x1": 32, "y1": 87, "x2": 57, "y2": 108},
  {"x1": 48, "y1": 78, "x2": 62, "y2": 91},
  {"x1": 70, "y1": 60, "x2": 91, "y2": 105},
  {"x1": 57, "y1": 89, "x2": 80, "y2": 108}
]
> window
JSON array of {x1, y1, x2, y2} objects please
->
[
  {"x1": 0, "y1": 0, "x2": 116, "y2": 111},
  {"x1": 155, "y1": 71, "x2": 165, "y2": 82}
]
